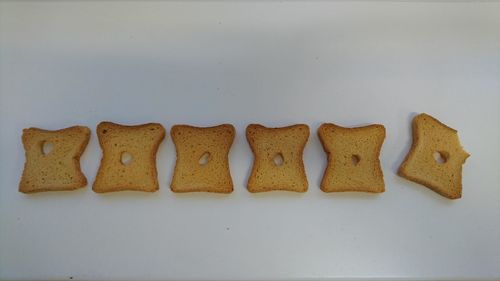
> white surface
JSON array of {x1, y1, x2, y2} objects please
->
[{"x1": 1, "y1": 1, "x2": 500, "y2": 280}]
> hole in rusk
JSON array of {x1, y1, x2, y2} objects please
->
[
  {"x1": 121, "y1": 152, "x2": 133, "y2": 166},
  {"x1": 433, "y1": 151, "x2": 448, "y2": 165},
  {"x1": 273, "y1": 153, "x2": 284, "y2": 166},
  {"x1": 351, "y1": 154, "x2": 360, "y2": 166},
  {"x1": 198, "y1": 152, "x2": 211, "y2": 166},
  {"x1": 41, "y1": 141, "x2": 54, "y2": 155}
]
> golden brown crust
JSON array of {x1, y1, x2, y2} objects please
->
[
  {"x1": 398, "y1": 113, "x2": 470, "y2": 199},
  {"x1": 92, "y1": 122, "x2": 165, "y2": 193},
  {"x1": 19, "y1": 126, "x2": 91, "y2": 193},
  {"x1": 170, "y1": 124, "x2": 235, "y2": 193},
  {"x1": 246, "y1": 124, "x2": 309, "y2": 193},
  {"x1": 318, "y1": 123, "x2": 386, "y2": 193}
]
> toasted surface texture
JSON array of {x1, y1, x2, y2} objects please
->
[
  {"x1": 246, "y1": 124, "x2": 309, "y2": 192},
  {"x1": 93, "y1": 122, "x2": 165, "y2": 193},
  {"x1": 170, "y1": 124, "x2": 235, "y2": 193},
  {"x1": 19, "y1": 126, "x2": 91, "y2": 193},
  {"x1": 398, "y1": 113, "x2": 470, "y2": 199},
  {"x1": 318, "y1": 123, "x2": 386, "y2": 193}
]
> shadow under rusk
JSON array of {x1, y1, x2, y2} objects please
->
[
  {"x1": 21, "y1": 185, "x2": 88, "y2": 199},
  {"x1": 319, "y1": 191, "x2": 383, "y2": 201},
  {"x1": 171, "y1": 191, "x2": 232, "y2": 199},
  {"x1": 92, "y1": 189, "x2": 161, "y2": 200},
  {"x1": 248, "y1": 190, "x2": 308, "y2": 200}
]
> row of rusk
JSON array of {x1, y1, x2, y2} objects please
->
[{"x1": 19, "y1": 113, "x2": 469, "y2": 199}]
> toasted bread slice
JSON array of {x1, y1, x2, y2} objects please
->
[
  {"x1": 246, "y1": 124, "x2": 309, "y2": 192},
  {"x1": 398, "y1": 113, "x2": 470, "y2": 199},
  {"x1": 93, "y1": 122, "x2": 165, "y2": 193},
  {"x1": 19, "y1": 126, "x2": 90, "y2": 193},
  {"x1": 170, "y1": 124, "x2": 235, "y2": 193},
  {"x1": 318, "y1": 123, "x2": 386, "y2": 193}
]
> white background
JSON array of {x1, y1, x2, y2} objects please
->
[{"x1": 1, "y1": 1, "x2": 499, "y2": 280}]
